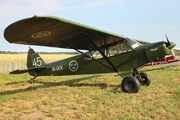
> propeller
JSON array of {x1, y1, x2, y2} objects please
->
[
  {"x1": 165, "y1": 34, "x2": 176, "y2": 50},
  {"x1": 165, "y1": 34, "x2": 171, "y2": 47}
]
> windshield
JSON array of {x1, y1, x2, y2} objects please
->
[{"x1": 126, "y1": 38, "x2": 141, "y2": 49}]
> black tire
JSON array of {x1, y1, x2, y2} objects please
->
[
  {"x1": 121, "y1": 76, "x2": 140, "y2": 93},
  {"x1": 140, "y1": 72, "x2": 151, "y2": 86}
]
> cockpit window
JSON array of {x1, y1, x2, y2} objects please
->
[
  {"x1": 108, "y1": 40, "x2": 131, "y2": 56},
  {"x1": 86, "y1": 38, "x2": 142, "y2": 59},
  {"x1": 126, "y1": 38, "x2": 141, "y2": 49}
]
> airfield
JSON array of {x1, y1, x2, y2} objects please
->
[{"x1": 0, "y1": 54, "x2": 180, "y2": 119}]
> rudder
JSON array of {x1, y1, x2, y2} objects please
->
[{"x1": 27, "y1": 48, "x2": 46, "y2": 68}]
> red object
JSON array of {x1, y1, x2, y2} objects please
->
[{"x1": 145, "y1": 55, "x2": 180, "y2": 66}]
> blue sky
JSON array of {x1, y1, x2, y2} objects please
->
[{"x1": 0, "y1": 0, "x2": 180, "y2": 52}]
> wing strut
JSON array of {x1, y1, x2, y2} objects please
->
[
  {"x1": 82, "y1": 33, "x2": 118, "y2": 72},
  {"x1": 60, "y1": 41, "x2": 117, "y2": 71}
]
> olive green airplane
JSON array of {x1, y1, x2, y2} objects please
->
[{"x1": 4, "y1": 16, "x2": 176, "y2": 93}]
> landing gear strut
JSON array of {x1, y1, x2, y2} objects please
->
[{"x1": 121, "y1": 68, "x2": 151, "y2": 93}]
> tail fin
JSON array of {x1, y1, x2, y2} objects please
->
[
  {"x1": 27, "y1": 48, "x2": 46, "y2": 68},
  {"x1": 10, "y1": 48, "x2": 46, "y2": 74}
]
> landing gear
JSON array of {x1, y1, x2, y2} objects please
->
[
  {"x1": 30, "y1": 76, "x2": 37, "y2": 84},
  {"x1": 29, "y1": 73, "x2": 37, "y2": 84},
  {"x1": 121, "y1": 69, "x2": 151, "y2": 93},
  {"x1": 139, "y1": 72, "x2": 151, "y2": 86},
  {"x1": 121, "y1": 76, "x2": 140, "y2": 93},
  {"x1": 132, "y1": 69, "x2": 151, "y2": 86}
]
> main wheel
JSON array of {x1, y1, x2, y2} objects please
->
[
  {"x1": 140, "y1": 72, "x2": 151, "y2": 86},
  {"x1": 121, "y1": 76, "x2": 140, "y2": 93}
]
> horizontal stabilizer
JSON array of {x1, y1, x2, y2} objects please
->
[
  {"x1": 10, "y1": 66, "x2": 46, "y2": 74},
  {"x1": 10, "y1": 69, "x2": 29, "y2": 74}
]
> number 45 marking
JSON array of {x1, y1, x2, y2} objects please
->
[{"x1": 33, "y1": 57, "x2": 42, "y2": 67}]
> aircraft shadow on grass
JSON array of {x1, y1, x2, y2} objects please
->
[{"x1": 0, "y1": 75, "x2": 119, "y2": 96}]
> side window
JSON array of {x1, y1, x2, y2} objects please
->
[
  {"x1": 85, "y1": 40, "x2": 132, "y2": 59},
  {"x1": 108, "y1": 41, "x2": 132, "y2": 56}
]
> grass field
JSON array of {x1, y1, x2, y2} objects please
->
[
  {"x1": 0, "y1": 54, "x2": 73, "y2": 73},
  {"x1": 0, "y1": 54, "x2": 180, "y2": 119}
]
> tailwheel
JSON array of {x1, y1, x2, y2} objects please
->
[
  {"x1": 139, "y1": 72, "x2": 151, "y2": 86},
  {"x1": 121, "y1": 76, "x2": 140, "y2": 93},
  {"x1": 30, "y1": 78, "x2": 34, "y2": 84},
  {"x1": 30, "y1": 76, "x2": 37, "y2": 84}
]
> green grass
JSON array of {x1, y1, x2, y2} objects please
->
[{"x1": 0, "y1": 65, "x2": 180, "y2": 119}]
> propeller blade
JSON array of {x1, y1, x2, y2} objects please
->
[{"x1": 165, "y1": 34, "x2": 171, "y2": 46}]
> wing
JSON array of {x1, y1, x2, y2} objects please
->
[{"x1": 4, "y1": 16, "x2": 126, "y2": 50}]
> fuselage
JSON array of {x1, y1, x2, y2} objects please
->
[{"x1": 30, "y1": 41, "x2": 174, "y2": 77}]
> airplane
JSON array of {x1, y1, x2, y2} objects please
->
[{"x1": 3, "y1": 16, "x2": 176, "y2": 93}]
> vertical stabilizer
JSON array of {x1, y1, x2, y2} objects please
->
[{"x1": 27, "y1": 48, "x2": 46, "y2": 68}]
